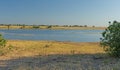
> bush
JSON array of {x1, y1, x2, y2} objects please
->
[
  {"x1": 0, "y1": 50, "x2": 5, "y2": 56},
  {"x1": 100, "y1": 21, "x2": 120, "y2": 57},
  {"x1": 0, "y1": 34, "x2": 6, "y2": 47},
  {"x1": 32, "y1": 26, "x2": 39, "y2": 29},
  {"x1": 47, "y1": 25, "x2": 52, "y2": 29}
]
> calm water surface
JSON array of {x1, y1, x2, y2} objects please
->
[{"x1": 0, "y1": 29, "x2": 103, "y2": 42}]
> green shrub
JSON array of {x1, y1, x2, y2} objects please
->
[
  {"x1": 47, "y1": 25, "x2": 52, "y2": 29},
  {"x1": 0, "y1": 50, "x2": 4, "y2": 56},
  {"x1": 8, "y1": 45, "x2": 14, "y2": 50},
  {"x1": 44, "y1": 44, "x2": 50, "y2": 48},
  {"x1": 100, "y1": 21, "x2": 120, "y2": 57},
  {"x1": 0, "y1": 34, "x2": 6, "y2": 47},
  {"x1": 32, "y1": 26, "x2": 39, "y2": 29}
]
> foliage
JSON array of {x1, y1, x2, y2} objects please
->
[
  {"x1": 33, "y1": 25, "x2": 39, "y2": 29},
  {"x1": 100, "y1": 21, "x2": 120, "y2": 57},
  {"x1": 0, "y1": 34, "x2": 6, "y2": 47},
  {"x1": 8, "y1": 45, "x2": 14, "y2": 50},
  {"x1": 44, "y1": 44, "x2": 50, "y2": 48},
  {"x1": 84, "y1": 25, "x2": 87, "y2": 27},
  {"x1": 47, "y1": 25, "x2": 52, "y2": 29},
  {"x1": 0, "y1": 49, "x2": 5, "y2": 56},
  {"x1": 92, "y1": 26, "x2": 95, "y2": 28}
]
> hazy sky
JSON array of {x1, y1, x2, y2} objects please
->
[{"x1": 0, "y1": 0, "x2": 120, "y2": 26}]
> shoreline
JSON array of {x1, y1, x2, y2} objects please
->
[
  {"x1": 0, "y1": 25, "x2": 106, "y2": 30},
  {"x1": 7, "y1": 40, "x2": 100, "y2": 42}
]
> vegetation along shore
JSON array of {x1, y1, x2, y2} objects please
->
[{"x1": 0, "y1": 24, "x2": 106, "y2": 30}]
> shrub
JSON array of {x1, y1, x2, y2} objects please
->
[
  {"x1": 0, "y1": 50, "x2": 4, "y2": 56},
  {"x1": 33, "y1": 26, "x2": 39, "y2": 29},
  {"x1": 71, "y1": 50, "x2": 75, "y2": 54},
  {"x1": 47, "y1": 25, "x2": 52, "y2": 29},
  {"x1": 84, "y1": 25, "x2": 87, "y2": 27},
  {"x1": 100, "y1": 21, "x2": 120, "y2": 57},
  {"x1": 8, "y1": 45, "x2": 14, "y2": 50},
  {"x1": 0, "y1": 34, "x2": 6, "y2": 47},
  {"x1": 44, "y1": 44, "x2": 50, "y2": 48}
]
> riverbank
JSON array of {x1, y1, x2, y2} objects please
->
[{"x1": 0, "y1": 40, "x2": 119, "y2": 70}]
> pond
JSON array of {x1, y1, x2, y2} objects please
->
[{"x1": 0, "y1": 29, "x2": 104, "y2": 42}]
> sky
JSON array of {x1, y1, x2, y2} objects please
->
[{"x1": 0, "y1": 0, "x2": 120, "y2": 26}]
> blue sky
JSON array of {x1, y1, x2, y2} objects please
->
[{"x1": 0, "y1": 0, "x2": 120, "y2": 26}]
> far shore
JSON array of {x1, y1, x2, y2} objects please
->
[{"x1": 0, "y1": 25, "x2": 106, "y2": 30}]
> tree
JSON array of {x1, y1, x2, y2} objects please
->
[
  {"x1": 92, "y1": 25, "x2": 95, "y2": 28},
  {"x1": 84, "y1": 25, "x2": 87, "y2": 27},
  {"x1": 100, "y1": 21, "x2": 120, "y2": 57},
  {"x1": 0, "y1": 34, "x2": 6, "y2": 47},
  {"x1": 7, "y1": 24, "x2": 10, "y2": 30},
  {"x1": 22, "y1": 24, "x2": 25, "y2": 29}
]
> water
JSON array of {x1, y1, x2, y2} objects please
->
[{"x1": 0, "y1": 29, "x2": 103, "y2": 42}]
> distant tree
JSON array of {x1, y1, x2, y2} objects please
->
[
  {"x1": 0, "y1": 24, "x2": 4, "y2": 26},
  {"x1": 63, "y1": 25, "x2": 67, "y2": 27},
  {"x1": 32, "y1": 25, "x2": 39, "y2": 29},
  {"x1": 47, "y1": 25, "x2": 52, "y2": 29},
  {"x1": 7, "y1": 24, "x2": 10, "y2": 30},
  {"x1": 72, "y1": 25, "x2": 79, "y2": 27},
  {"x1": 100, "y1": 21, "x2": 120, "y2": 57},
  {"x1": 113, "y1": 20, "x2": 117, "y2": 23},
  {"x1": 79, "y1": 25, "x2": 83, "y2": 27},
  {"x1": 22, "y1": 24, "x2": 25, "y2": 29},
  {"x1": 108, "y1": 21, "x2": 111, "y2": 24},
  {"x1": 52, "y1": 25, "x2": 57, "y2": 27},
  {"x1": 84, "y1": 25, "x2": 87, "y2": 27},
  {"x1": 92, "y1": 25, "x2": 95, "y2": 28}
]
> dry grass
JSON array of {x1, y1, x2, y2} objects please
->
[
  {"x1": 0, "y1": 40, "x2": 119, "y2": 70},
  {"x1": 0, "y1": 40, "x2": 104, "y2": 59}
]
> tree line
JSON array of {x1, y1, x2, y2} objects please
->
[{"x1": 0, "y1": 24, "x2": 95, "y2": 27}]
